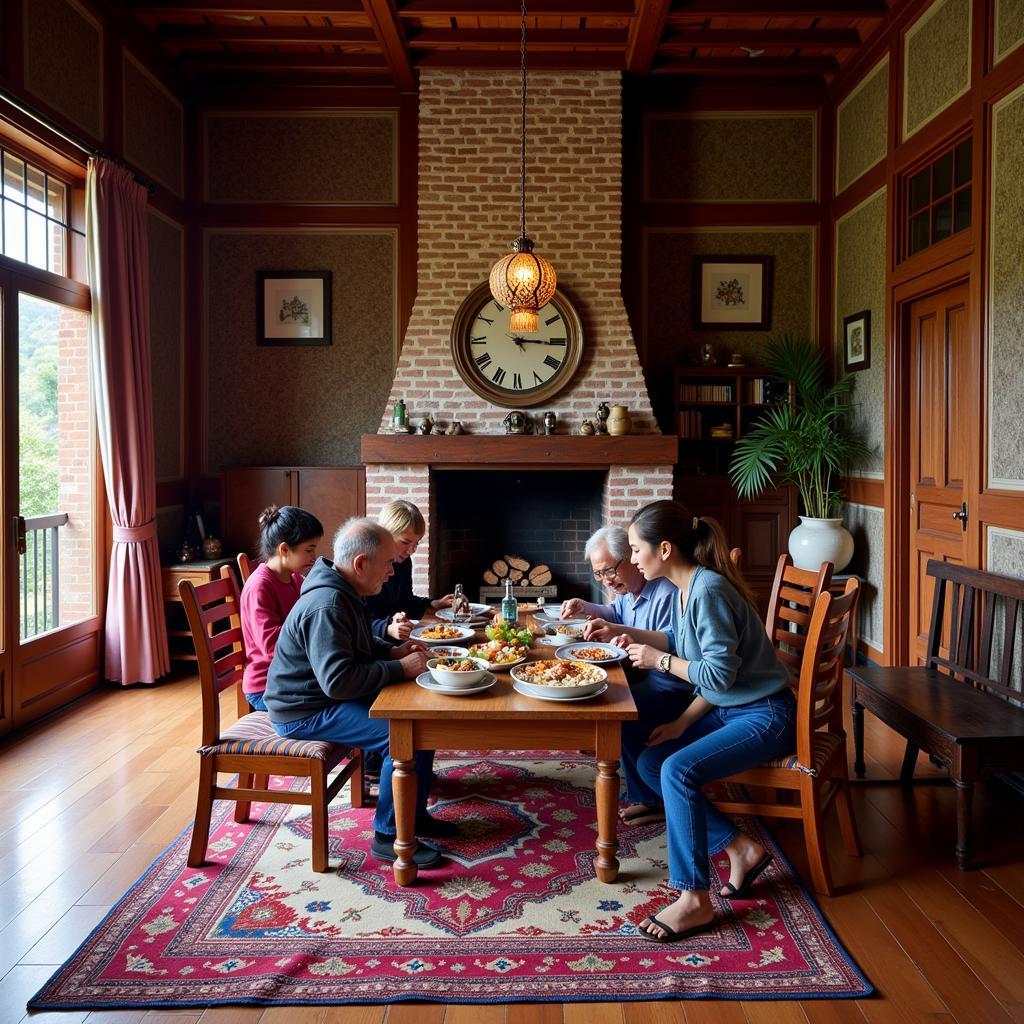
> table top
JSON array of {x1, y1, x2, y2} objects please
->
[{"x1": 370, "y1": 617, "x2": 637, "y2": 722}]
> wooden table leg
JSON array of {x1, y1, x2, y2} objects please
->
[
  {"x1": 389, "y1": 721, "x2": 418, "y2": 886},
  {"x1": 595, "y1": 721, "x2": 621, "y2": 883}
]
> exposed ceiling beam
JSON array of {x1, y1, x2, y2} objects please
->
[
  {"x1": 672, "y1": 0, "x2": 887, "y2": 14},
  {"x1": 177, "y1": 51, "x2": 391, "y2": 69},
  {"x1": 399, "y1": 0, "x2": 633, "y2": 15},
  {"x1": 626, "y1": 0, "x2": 671, "y2": 74},
  {"x1": 408, "y1": 27, "x2": 627, "y2": 47},
  {"x1": 415, "y1": 50, "x2": 623, "y2": 67},
  {"x1": 130, "y1": 0, "x2": 363, "y2": 11},
  {"x1": 156, "y1": 25, "x2": 379, "y2": 45},
  {"x1": 654, "y1": 55, "x2": 839, "y2": 73},
  {"x1": 362, "y1": 0, "x2": 417, "y2": 90},
  {"x1": 661, "y1": 27, "x2": 862, "y2": 48}
]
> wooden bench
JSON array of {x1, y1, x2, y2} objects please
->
[{"x1": 848, "y1": 560, "x2": 1024, "y2": 869}]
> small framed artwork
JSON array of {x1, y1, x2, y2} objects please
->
[
  {"x1": 693, "y1": 255, "x2": 773, "y2": 331},
  {"x1": 257, "y1": 271, "x2": 332, "y2": 346},
  {"x1": 842, "y1": 309, "x2": 871, "y2": 372}
]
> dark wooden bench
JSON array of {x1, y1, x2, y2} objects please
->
[{"x1": 848, "y1": 560, "x2": 1024, "y2": 869}]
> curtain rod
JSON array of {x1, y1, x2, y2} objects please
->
[{"x1": 0, "y1": 89, "x2": 158, "y2": 195}]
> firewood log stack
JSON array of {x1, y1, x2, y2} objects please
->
[{"x1": 483, "y1": 554, "x2": 552, "y2": 588}]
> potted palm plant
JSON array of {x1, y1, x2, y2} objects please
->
[{"x1": 729, "y1": 335, "x2": 871, "y2": 572}]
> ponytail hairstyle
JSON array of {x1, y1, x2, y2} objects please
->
[
  {"x1": 257, "y1": 505, "x2": 324, "y2": 561},
  {"x1": 629, "y1": 499, "x2": 757, "y2": 609}
]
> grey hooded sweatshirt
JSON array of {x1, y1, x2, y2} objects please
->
[{"x1": 265, "y1": 557, "x2": 403, "y2": 725}]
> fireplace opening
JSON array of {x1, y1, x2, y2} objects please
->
[{"x1": 432, "y1": 470, "x2": 606, "y2": 604}]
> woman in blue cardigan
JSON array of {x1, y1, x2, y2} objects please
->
[{"x1": 619, "y1": 499, "x2": 795, "y2": 943}]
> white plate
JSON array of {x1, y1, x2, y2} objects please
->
[
  {"x1": 512, "y1": 680, "x2": 609, "y2": 703},
  {"x1": 555, "y1": 642, "x2": 628, "y2": 664},
  {"x1": 410, "y1": 624, "x2": 478, "y2": 644},
  {"x1": 533, "y1": 612, "x2": 588, "y2": 626},
  {"x1": 535, "y1": 633, "x2": 568, "y2": 647},
  {"x1": 436, "y1": 604, "x2": 492, "y2": 622},
  {"x1": 415, "y1": 671, "x2": 497, "y2": 695}
]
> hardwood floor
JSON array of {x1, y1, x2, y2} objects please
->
[{"x1": 1, "y1": 674, "x2": 1023, "y2": 1023}]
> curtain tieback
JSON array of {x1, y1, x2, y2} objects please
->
[{"x1": 113, "y1": 521, "x2": 158, "y2": 543}]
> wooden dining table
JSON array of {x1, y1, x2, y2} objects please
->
[{"x1": 369, "y1": 616, "x2": 638, "y2": 886}]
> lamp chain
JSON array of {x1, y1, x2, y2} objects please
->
[{"x1": 519, "y1": 0, "x2": 527, "y2": 241}]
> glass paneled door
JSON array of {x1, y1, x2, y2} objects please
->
[{"x1": 0, "y1": 262, "x2": 99, "y2": 736}]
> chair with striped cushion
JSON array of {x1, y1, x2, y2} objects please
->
[
  {"x1": 179, "y1": 574, "x2": 365, "y2": 872},
  {"x1": 765, "y1": 554, "x2": 834, "y2": 682},
  {"x1": 220, "y1": 561, "x2": 255, "y2": 720},
  {"x1": 712, "y1": 579, "x2": 862, "y2": 895}
]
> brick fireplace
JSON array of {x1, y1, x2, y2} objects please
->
[{"x1": 362, "y1": 69, "x2": 675, "y2": 594}]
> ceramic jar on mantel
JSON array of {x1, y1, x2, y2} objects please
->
[
  {"x1": 788, "y1": 517, "x2": 854, "y2": 574},
  {"x1": 606, "y1": 405, "x2": 632, "y2": 436}
]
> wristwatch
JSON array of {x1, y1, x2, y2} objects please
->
[{"x1": 658, "y1": 653, "x2": 672, "y2": 673}]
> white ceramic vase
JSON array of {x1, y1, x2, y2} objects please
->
[{"x1": 788, "y1": 516, "x2": 854, "y2": 573}]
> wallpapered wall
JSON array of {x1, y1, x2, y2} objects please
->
[
  {"x1": 836, "y1": 58, "x2": 889, "y2": 194},
  {"x1": 23, "y1": 0, "x2": 103, "y2": 140},
  {"x1": 987, "y1": 528, "x2": 1024, "y2": 691},
  {"x1": 645, "y1": 113, "x2": 816, "y2": 203},
  {"x1": 834, "y1": 189, "x2": 886, "y2": 479},
  {"x1": 123, "y1": 53, "x2": 184, "y2": 197},
  {"x1": 988, "y1": 81, "x2": 1024, "y2": 488},
  {"x1": 903, "y1": 0, "x2": 972, "y2": 139},
  {"x1": 203, "y1": 230, "x2": 397, "y2": 472},
  {"x1": 995, "y1": 0, "x2": 1024, "y2": 63},
  {"x1": 844, "y1": 503, "x2": 885, "y2": 652}
]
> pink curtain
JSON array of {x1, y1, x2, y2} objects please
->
[{"x1": 86, "y1": 158, "x2": 169, "y2": 684}]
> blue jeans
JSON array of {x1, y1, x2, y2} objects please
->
[
  {"x1": 621, "y1": 676, "x2": 693, "y2": 803},
  {"x1": 636, "y1": 691, "x2": 796, "y2": 891},
  {"x1": 245, "y1": 691, "x2": 267, "y2": 711},
  {"x1": 274, "y1": 699, "x2": 435, "y2": 837}
]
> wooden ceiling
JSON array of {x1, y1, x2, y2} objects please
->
[{"x1": 125, "y1": 1, "x2": 895, "y2": 92}]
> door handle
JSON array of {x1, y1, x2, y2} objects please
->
[
  {"x1": 952, "y1": 502, "x2": 968, "y2": 531},
  {"x1": 14, "y1": 515, "x2": 26, "y2": 555}
]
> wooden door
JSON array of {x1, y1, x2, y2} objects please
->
[
  {"x1": 220, "y1": 467, "x2": 296, "y2": 556},
  {"x1": 297, "y1": 468, "x2": 366, "y2": 544},
  {"x1": 909, "y1": 283, "x2": 974, "y2": 664}
]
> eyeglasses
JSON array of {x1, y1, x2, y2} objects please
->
[{"x1": 593, "y1": 558, "x2": 624, "y2": 582}]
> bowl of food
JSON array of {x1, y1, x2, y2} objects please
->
[
  {"x1": 467, "y1": 638, "x2": 528, "y2": 668},
  {"x1": 412, "y1": 623, "x2": 477, "y2": 644},
  {"x1": 427, "y1": 656, "x2": 491, "y2": 688},
  {"x1": 428, "y1": 646, "x2": 470, "y2": 660},
  {"x1": 510, "y1": 659, "x2": 607, "y2": 699},
  {"x1": 550, "y1": 619, "x2": 588, "y2": 639}
]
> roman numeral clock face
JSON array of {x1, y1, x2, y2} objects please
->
[{"x1": 450, "y1": 283, "x2": 584, "y2": 408}]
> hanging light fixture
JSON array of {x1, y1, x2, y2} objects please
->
[{"x1": 488, "y1": 0, "x2": 556, "y2": 334}]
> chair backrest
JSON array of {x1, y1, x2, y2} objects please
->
[
  {"x1": 237, "y1": 551, "x2": 253, "y2": 583},
  {"x1": 925, "y1": 559, "x2": 1024, "y2": 698},
  {"x1": 765, "y1": 554, "x2": 834, "y2": 681},
  {"x1": 795, "y1": 579, "x2": 859, "y2": 764},
  {"x1": 179, "y1": 575, "x2": 247, "y2": 746},
  {"x1": 729, "y1": 547, "x2": 742, "y2": 568}
]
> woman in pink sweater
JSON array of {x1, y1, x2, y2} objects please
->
[{"x1": 240, "y1": 505, "x2": 324, "y2": 711}]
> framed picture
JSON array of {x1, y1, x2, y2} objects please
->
[
  {"x1": 842, "y1": 309, "x2": 871, "y2": 372},
  {"x1": 693, "y1": 255, "x2": 773, "y2": 331},
  {"x1": 257, "y1": 271, "x2": 332, "y2": 346}
]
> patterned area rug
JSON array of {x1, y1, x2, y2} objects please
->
[{"x1": 30, "y1": 752, "x2": 870, "y2": 1009}]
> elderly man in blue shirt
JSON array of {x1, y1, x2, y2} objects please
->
[{"x1": 560, "y1": 525, "x2": 692, "y2": 825}]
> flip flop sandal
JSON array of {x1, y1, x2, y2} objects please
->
[
  {"x1": 637, "y1": 913, "x2": 716, "y2": 944},
  {"x1": 720, "y1": 852, "x2": 774, "y2": 900}
]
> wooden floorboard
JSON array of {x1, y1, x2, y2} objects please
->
[{"x1": 0, "y1": 676, "x2": 1021, "y2": 1023}]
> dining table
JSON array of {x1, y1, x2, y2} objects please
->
[{"x1": 369, "y1": 613, "x2": 638, "y2": 886}]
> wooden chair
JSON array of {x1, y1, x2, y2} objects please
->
[
  {"x1": 713, "y1": 580, "x2": 862, "y2": 895},
  {"x1": 236, "y1": 551, "x2": 253, "y2": 583},
  {"x1": 220, "y1": 562, "x2": 255, "y2": 719},
  {"x1": 765, "y1": 554, "x2": 834, "y2": 681},
  {"x1": 729, "y1": 547, "x2": 742, "y2": 568},
  {"x1": 179, "y1": 574, "x2": 365, "y2": 872}
]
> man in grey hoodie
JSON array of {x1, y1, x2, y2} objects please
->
[{"x1": 265, "y1": 516, "x2": 452, "y2": 868}]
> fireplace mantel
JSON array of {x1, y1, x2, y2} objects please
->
[{"x1": 361, "y1": 434, "x2": 677, "y2": 467}]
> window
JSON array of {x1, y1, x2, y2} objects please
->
[
  {"x1": 903, "y1": 137, "x2": 972, "y2": 259},
  {"x1": 1, "y1": 148, "x2": 79, "y2": 276}
]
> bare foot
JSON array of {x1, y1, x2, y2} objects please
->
[
  {"x1": 618, "y1": 803, "x2": 665, "y2": 826},
  {"x1": 638, "y1": 891, "x2": 715, "y2": 940},
  {"x1": 721, "y1": 833, "x2": 768, "y2": 897}
]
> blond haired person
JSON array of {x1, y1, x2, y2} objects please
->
[{"x1": 365, "y1": 500, "x2": 454, "y2": 641}]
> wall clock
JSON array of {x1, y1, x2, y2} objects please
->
[{"x1": 450, "y1": 282, "x2": 583, "y2": 408}]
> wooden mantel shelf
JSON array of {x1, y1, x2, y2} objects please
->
[{"x1": 361, "y1": 433, "x2": 677, "y2": 466}]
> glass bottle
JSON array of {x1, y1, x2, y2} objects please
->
[
  {"x1": 452, "y1": 582, "x2": 467, "y2": 620},
  {"x1": 501, "y1": 578, "x2": 519, "y2": 626}
]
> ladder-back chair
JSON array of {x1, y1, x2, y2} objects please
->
[
  {"x1": 765, "y1": 554, "x2": 834, "y2": 681},
  {"x1": 179, "y1": 574, "x2": 365, "y2": 872},
  {"x1": 714, "y1": 580, "x2": 862, "y2": 895}
]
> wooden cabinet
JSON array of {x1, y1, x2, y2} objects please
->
[
  {"x1": 162, "y1": 560, "x2": 233, "y2": 663},
  {"x1": 221, "y1": 467, "x2": 366, "y2": 557},
  {"x1": 673, "y1": 366, "x2": 795, "y2": 615}
]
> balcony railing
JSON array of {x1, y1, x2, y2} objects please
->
[{"x1": 20, "y1": 512, "x2": 69, "y2": 640}]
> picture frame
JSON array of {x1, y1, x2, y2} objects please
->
[
  {"x1": 257, "y1": 271, "x2": 332, "y2": 346},
  {"x1": 842, "y1": 309, "x2": 871, "y2": 372},
  {"x1": 693, "y1": 255, "x2": 773, "y2": 331}
]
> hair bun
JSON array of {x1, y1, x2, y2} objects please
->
[{"x1": 258, "y1": 505, "x2": 280, "y2": 529}]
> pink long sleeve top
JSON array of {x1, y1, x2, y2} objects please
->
[{"x1": 240, "y1": 562, "x2": 305, "y2": 695}]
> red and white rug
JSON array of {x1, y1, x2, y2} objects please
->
[{"x1": 30, "y1": 752, "x2": 870, "y2": 1009}]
